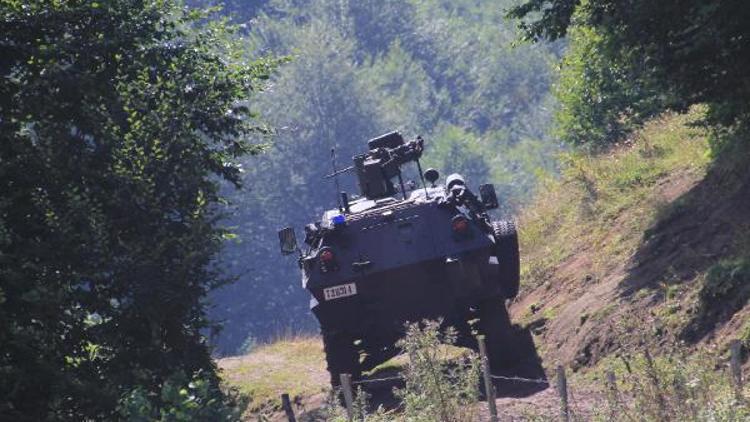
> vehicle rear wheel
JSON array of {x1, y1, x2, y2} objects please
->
[
  {"x1": 322, "y1": 331, "x2": 361, "y2": 388},
  {"x1": 478, "y1": 297, "x2": 518, "y2": 372},
  {"x1": 492, "y1": 220, "x2": 520, "y2": 299}
]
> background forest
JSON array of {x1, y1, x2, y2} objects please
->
[{"x1": 209, "y1": 0, "x2": 562, "y2": 355}]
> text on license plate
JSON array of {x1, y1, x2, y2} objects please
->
[{"x1": 323, "y1": 283, "x2": 357, "y2": 301}]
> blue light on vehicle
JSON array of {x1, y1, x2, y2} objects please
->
[{"x1": 331, "y1": 214, "x2": 346, "y2": 227}]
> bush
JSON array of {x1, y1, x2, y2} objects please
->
[
  {"x1": 555, "y1": 23, "x2": 666, "y2": 150},
  {"x1": 118, "y1": 370, "x2": 247, "y2": 421},
  {"x1": 396, "y1": 321, "x2": 481, "y2": 422},
  {"x1": 322, "y1": 320, "x2": 480, "y2": 422}
]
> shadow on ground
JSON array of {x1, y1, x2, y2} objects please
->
[
  {"x1": 618, "y1": 151, "x2": 750, "y2": 343},
  {"x1": 489, "y1": 326, "x2": 548, "y2": 399}
]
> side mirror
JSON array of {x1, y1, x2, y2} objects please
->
[
  {"x1": 478, "y1": 184, "x2": 499, "y2": 210},
  {"x1": 278, "y1": 227, "x2": 298, "y2": 255}
]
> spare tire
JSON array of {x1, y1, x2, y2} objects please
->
[{"x1": 492, "y1": 220, "x2": 520, "y2": 299}]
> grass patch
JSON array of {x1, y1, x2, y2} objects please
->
[
  {"x1": 218, "y1": 335, "x2": 326, "y2": 413},
  {"x1": 591, "y1": 302, "x2": 617, "y2": 323},
  {"x1": 699, "y1": 257, "x2": 750, "y2": 309},
  {"x1": 366, "y1": 344, "x2": 469, "y2": 378},
  {"x1": 220, "y1": 334, "x2": 472, "y2": 417},
  {"x1": 519, "y1": 107, "x2": 711, "y2": 290}
]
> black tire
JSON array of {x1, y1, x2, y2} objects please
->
[
  {"x1": 322, "y1": 331, "x2": 361, "y2": 388},
  {"x1": 478, "y1": 298, "x2": 518, "y2": 372},
  {"x1": 492, "y1": 220, "x2": 520, "y2": 299}
]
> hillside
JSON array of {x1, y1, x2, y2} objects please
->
[
  {"x1": 219, "y1": 108, "x2": 750, "y2": 419},
  {"x1": 515, "y1": 106, "x2": 750, "y2": 369}
]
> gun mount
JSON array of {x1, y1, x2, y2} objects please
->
[{"x1": 353, "y1": 131, "x2": 424, "y2": 200}]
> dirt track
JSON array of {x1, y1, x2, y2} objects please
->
[
  {"x1": 247, "y1": 362, "x2": 603, "y2": 421},
  {"x1": 233, "y1": 324, "x2": 605, "y2": 421}
]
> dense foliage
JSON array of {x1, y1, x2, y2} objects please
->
[
  {"x1": 0, "y1": 0, "x2": 270, "y2": 419},
  {"x1": 552, "y1": 23, "x2": 666, "y2": 148},
  {"x1": 209, "y1": 0, "x2": 561, "y2": 354},
  {"x1": 508, "y1": 0, "x2": 750, "y2": 148},
  {"x1": 186, "y1": 0, "x2": 266, "y2": 23}
]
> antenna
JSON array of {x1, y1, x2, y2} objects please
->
[
  {"x1": 330, "y1": 148, "x2": 343, "y2": 212},
  {"x1": 415, "y1": 158, "x2": 430, "y2": 200},
  {"x1": 413, "y1": 136, "x2": 430, "y2": 199}
]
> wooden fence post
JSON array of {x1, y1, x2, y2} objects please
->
[
  {"x1": 556, "y1": 365, "x2": 569, "y2": 422},
  {"x1": 280, "y1": 393, "x2": 297, "y2": 422},
  {"x1": 340, "y1": 373, "x2": 355, "y2": 422},
  {"x1": 731, "y1": 339, "x2": 743, "y2": 401},
  {"x1": 477, "y1": 336, "x2": 498, "y2": 422}
]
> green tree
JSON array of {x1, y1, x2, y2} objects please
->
[
  {"x1": 553, "y1": 23, "x2": 666, "y2": 148},
  {"x1": 422, "y1": 125, "x2": 492, "y2": 188},
  {"x1": 507, "y1": 0, "x2": 750, "y2": 146},
  {"x1": 358, "y1": 41, "x2": 439, "y2": 133},
  {"x1": 212, "y1": 16, "x2": 381, "y2": 351},
  {"x1": 0, "y1": 1, "x2": 271, "y2": 419}
]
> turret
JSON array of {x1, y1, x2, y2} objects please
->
[{"x1": 353, "y1": 131, "x2": 424, "y2": 200}]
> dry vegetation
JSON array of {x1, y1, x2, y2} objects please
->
[
  {"x1": 519, "y1": 106, "x2": 712, "y2": 295},
  {"x1": 218, "y1": 335, "x2": 328, "y2": 416},
  {"x1": 512, "y1": 106, "x2": 750, "y2": 366}
]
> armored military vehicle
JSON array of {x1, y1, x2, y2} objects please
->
[{"x1": 278, "y1": 131, "x2": 520, "y2": 386}]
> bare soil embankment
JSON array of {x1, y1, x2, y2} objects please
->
[{"x1": 514, "y1": 109, "x2": 750, "y2": 373}]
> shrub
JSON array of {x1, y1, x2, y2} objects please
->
[
  {"x1": 682, "y1": 257, "x2": 750, "y2": 341},
  {"x1": 396, "y1": 321, "x2": 481, "y2": 422},
  {"x1": 118, "y1": 370, "x2": 247, "y2": 421},
  {"x1": 323, "y1": 320, "x2": 480, "y2": 422}
]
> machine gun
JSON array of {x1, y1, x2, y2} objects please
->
[{"x1": 353, "y1": 131, "x2": 424, "y2": 200}]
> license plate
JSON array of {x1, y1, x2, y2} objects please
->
[{"x1": 323, "y1": 283, "x2": 357, "y2": 301}]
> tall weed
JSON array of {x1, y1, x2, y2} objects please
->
[
  {"x1": 595, "y1": 350, "x2": 750, "y2": 421},
  {"x1": 324, "y1": 320, "x2": 480, "y2": 422}
]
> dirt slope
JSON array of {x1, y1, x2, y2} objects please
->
[{"x1": 513, "y1": 108, "x2": 750, "y2": 372}]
